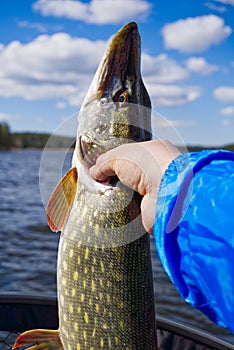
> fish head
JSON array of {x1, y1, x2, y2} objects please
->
[
  {"x1": 75, "y1": 22, "x2": 152, "y2": 168},
  {"x1": 47, "y1": 23, "x2": 152, "y2": 233}
]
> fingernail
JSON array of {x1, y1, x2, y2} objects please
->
[{"x1": 89, "y1": 166, "x2": 95, "y2": 176}]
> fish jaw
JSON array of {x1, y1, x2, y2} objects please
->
[
  {"x1": 81, "y1": 22, "x2": 151, "y2": 109},
  {"x1": 76, "y1": 21, "x2": 152, "y2": 168},
  {"x1": 74, "y1": 155, "x2": 119, "y2": 196}
]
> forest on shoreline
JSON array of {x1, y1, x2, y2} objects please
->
[
  {"x1": 0, "y1": 122, "x2": 75, "y2": 150},
  {"x1": 0, "y1": 121, "x2": 233, "y2": 152}
]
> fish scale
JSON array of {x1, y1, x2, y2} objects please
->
[
  {"x1": 57, "y1": 177, "x2": 156, "y2": 349},
  {"x1": 13, "y1": 22, "x2": 158, "y2": 350},
  {"x1": 58, "y1": 234, "x2": 155, "y2": 350}
]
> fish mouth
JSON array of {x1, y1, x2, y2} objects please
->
[
  {"x1": 96, "y1": 22, "x2": 144, "y2": 103},
  {"x1": 79, "y1": 132, "x2": 124, "y2": 167},
  {"x1": 79, "y1": 133, "x2": 104, "y2": 167},
  {"x1": 78, "y1": 22, "x2": 142, "y2": 168},
  {"x1": 79, "y1": 133, "x2": 120, "y2": 187},
  {"x1": 77, "y1": 21, "x2": 151, "y2": 174}
]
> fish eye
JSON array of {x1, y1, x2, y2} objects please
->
[{"x1": 114, "y1": 90, "x2": 129, "y2": 106}]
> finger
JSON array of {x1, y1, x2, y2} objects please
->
[
  {"x1": 89, "y1": 144, "x2": 133, "y2": 181},
  {"x1": 141, "y1": 192, "x2": 157, "y2": 234},
  {"x1": 89, "y1": 154, "x2": 116, "y2": 181}
]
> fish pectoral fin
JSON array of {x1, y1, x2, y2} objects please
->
[
  {"x1": 47, "y1": 167, "x2": 78, "y2": 232},
  {"x1": 12, "y1": 329, "x2": 64, "y2": 350}
]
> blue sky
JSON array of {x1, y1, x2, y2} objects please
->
[{"x1": 0, "y1": 0, "x2": 234, "y2": 146}]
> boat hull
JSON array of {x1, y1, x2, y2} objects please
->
[{"x1": 0, "y1": 295, "x2": 233, "y2": 350}]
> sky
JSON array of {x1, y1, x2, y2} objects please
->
[{"x1": 0, "y1": 0, "x2": 234, "y2": 146}]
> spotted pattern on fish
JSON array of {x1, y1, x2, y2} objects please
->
[
  {"x1": 58, "y1": 237, "x2": 156, "y2": 350},
  {"x1": 55, "y1": 176, "x2": 156, "y2": 349}
]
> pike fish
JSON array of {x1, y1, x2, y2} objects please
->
[{"x1": 13, "y1": 22, "x2": 157, "y2": 350}]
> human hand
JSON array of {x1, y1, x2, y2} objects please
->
[{"x1": 89, "y1": 140, "x2": 181, "y2": 233}]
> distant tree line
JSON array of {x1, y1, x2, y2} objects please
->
[
  {"x1": 0, "y1": 122, "x2": 75, "y2": 150},
  {"x1": 0, "y1": 121, "x2": 233, "y2": 152},
  {"x1": 0, "y1": 122, "x2": 12, "y2": 149}
]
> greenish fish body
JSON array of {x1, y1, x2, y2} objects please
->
[{"x1": 13, "y1": 22, "x2": 157, "y2": 350}]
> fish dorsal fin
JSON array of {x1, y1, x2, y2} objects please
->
[{"x1": 47, "y1": 167, "x2": 77, "y2": 232}]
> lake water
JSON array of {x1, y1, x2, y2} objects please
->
[{"x1": 0, "y1": 149, "x2": 233, "y2": 344}]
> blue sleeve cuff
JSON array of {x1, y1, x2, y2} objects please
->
[{"x1": 153, "y1": 149, "x2": 234, "y2": 333}]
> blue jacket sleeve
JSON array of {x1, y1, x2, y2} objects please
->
[{"x1": 153, "y1": 150, "x2": 234, "y2": 334}]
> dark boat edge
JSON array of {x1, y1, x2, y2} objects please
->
[{"x1": 0, "y1": 294, "x2": 233, "y2": 349}]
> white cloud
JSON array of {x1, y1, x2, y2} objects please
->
[
  {"x1": 219, "y1": 106, "x2": 234, "y2": 115},
  {"x1": 0, "y1": 32, "x2": 108, "y2": 106},
  {"x1": 222, "y1": 119, "x2": 233, "y2": 126},
  {"x1": 185, "y1": 57, "x2": 218, "y2": 75},
  {"x1": 141, "y1": 54, "x2": 202, "y2": 108},
  {"x1": 161, "y1": 14, "x2": 232, "y2": 53},
  {"x1": 213, "y1": 0, "x2": 234, "y2": 5},
  {"x1": 0, "y1": 32, "x2": 201, "y2": 110},
  {"x1": 33, "y1": 0, "x2": 152, "y2": 24},
  {"x1": 205, "y1": 2, "x2": 226, "y2": 12},
  {"x1": 169, "y1": 119, "x2": 197, "y2": 127},
  {"x1": 55, "y1": 101, "x2": 67, "y2": 109},
  {"x1": 0, "y1": 112, "x2": 20, "y2": 122},
  {"x1": 142, "y1": 53, "x2": 189, "y2": 83},
  {"x1": 35, "y1": 117, "x2": 45, "y2": 124},
  {"x1": 214, "y1": 86, "x2": 234, "y2": 102},
  {"x1": 146, "y1": 83, "x2": 201, "y2": 107},
  {"x1": 18, "y1": 21, "x2": 47, "y2": 33},
  {"x1": 154, "y1": 117, "x2": 197, "y2": 128}
]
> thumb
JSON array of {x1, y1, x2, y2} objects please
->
[{"x1": 141, "y1": 191, "x2": 157, "y2": 234}]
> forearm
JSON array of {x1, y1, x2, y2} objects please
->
[{"x1": 154, "y1": 149, "x2": 234, "y2": 333}]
